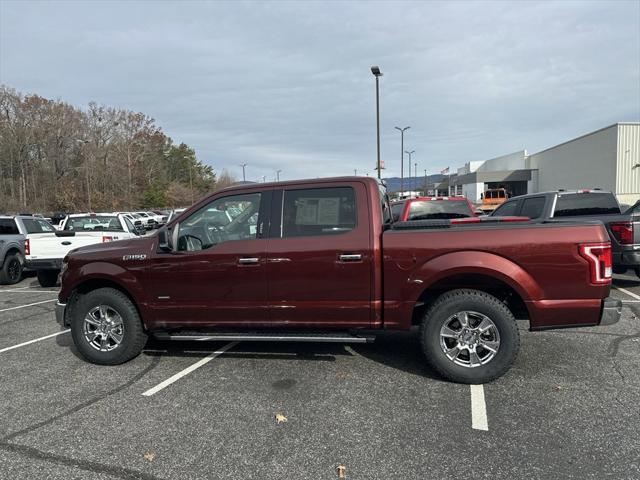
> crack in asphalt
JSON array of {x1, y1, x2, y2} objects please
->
[
  {"x1": 607, "y1": 304, "x2": 640, "y2": 357},
  {"x1": 0, "y1": 355, "x2": 163, "y2": 480}
]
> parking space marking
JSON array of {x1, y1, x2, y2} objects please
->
[
  {"x1": 142, "y1": 341, "x2": 239, "y2": 397},
  {"x1": 0, "y1": 299, "x2": 57, "y2": 313},
  {"x1": 614, "y1": 286, "x2": 640, "y2": 301},
  {"x1": 0, "y1": 329, "x2": 70, "y2": 354},
  {"x1": 470, "y1": 384, "x2": 488, "y2": 431},
  {"x1": 0, "y1": 287, "x2": 58, "y2": 292}
]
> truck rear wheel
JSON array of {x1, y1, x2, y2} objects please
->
[
  {"x1": 36, "y1": 270, "x2": 59, "y2": 288},
  {"x1": 0, "y1": 253, "x2": 23, "y2": 285},
  {"x1": 420, "y1": 289, "x2": 520, "y2": 384},
  {"x1": 71, "y1": 288, "x2": 147, "y2": 365}
]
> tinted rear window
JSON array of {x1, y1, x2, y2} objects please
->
[
  {"x1": 554, "y1": 193, "x2": 620, "y2": 217},
  {"x1": 0, "y1": 219, "x2": 19, "y2": 235},
  {"x1": 407, "y1": 200, "x2": 472, "y2": 220},
  {"x1": 22, "y1": 218, "x2": 56, "y2": 234},
  {"x1": 64, "y1": 216, "x2": 124, "y2": 232}
]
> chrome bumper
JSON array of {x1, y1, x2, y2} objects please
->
[{"x1": 600, "y1": 297, "x2": 622, "y2": 326}]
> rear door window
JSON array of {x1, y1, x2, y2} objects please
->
[
  {"x1": 281, "y1": 187, "x2": 356, "y2": 237},
  {"x1": 391, "y1": 202, "x2": 405, "y2": 222},
  {"x1": 520, "y1": 197, "x2": 546, "y2": 219},
  {"x1": 0, "y1": 219, "x2": 19, "y2": 235},
  {"x1": 554, "y1": 193, "x2": 620, "y2": 217}
]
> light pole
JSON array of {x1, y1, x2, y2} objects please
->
[
  {"x1": 424, "y1": 169, "x2": 428, "y2": 195},
  {"x1": 371, "y1": 66, "x2": 383, "y2": 179},
  {"x1": 405, "y1": 150, "x2": 415, "y2": 194},
  {"x1": 354, "y1": 169, "x2": 357, "y2": 176},
  {"x1": 276, "y1": 169, "x2": 282, "y2": 181},
  {"x1": 261, "y1": 175, "x2": 266, "y2": 183},
  {"x1": 240, "y1": 163, "x2": 247, "y2": 182},
  {"x1": 414, "y1": 162, "x2": 418, "y2": 192},
  {"x1": 395, "y1": 126, "x2": 410, "y2": 196}
]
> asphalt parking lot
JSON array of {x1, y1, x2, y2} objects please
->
[{"x1": 0, "y1": 275, "x2": 639, "y2": 480}]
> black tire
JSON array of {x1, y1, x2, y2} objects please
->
[
  {"x1": 71, "y1": 288, "x2": 147, "y2": 365},
  {"x1": 36, "y1": 269, "x2": 60, "y2": 288},
  {"x1": 420, "y1": 289, "x2": 520, "y2": 384},
  {"x1": 0, "y1": 253, "x2": 23, "y2": 285}
]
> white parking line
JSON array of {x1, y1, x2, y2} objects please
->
[
  {"x1": 142, "y1": 341, "x2": 239, "y2": 397},
  {"x1": 0, "y1": 330, "x2": 70, "y2": 354},
  {"x1": 0, "y1": 287, "x2": 57, "y2": 292},
  {"x1": 0, "y1": 299, "x2": 57, "y2": 313},
  {"x1": 470, "y1": 384, "x2": 488, "y2": 431},
  {"x1": 614, "y1": 286, "x2": 640, "y2": 301}
]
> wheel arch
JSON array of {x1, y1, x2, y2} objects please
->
[
  {"x1": 67, "y1": 276, "x2": 149, "y2": 330},
  {"x1": 405, "y1": 251, "x2": 540, "y2": 327}
]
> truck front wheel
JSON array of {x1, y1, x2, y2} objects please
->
[
  {"x1": 71, "y1": 288, "x2": 147, "y2": 365},
  {"x1": 36, "y1": 270, "x2": 59, "y2": 287},
  {"x1": 420, "y1": 289, "x2": 520, "y2": 384}
]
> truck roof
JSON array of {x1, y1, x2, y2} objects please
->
[{"x1": 218, "y1": 176, "x2": 382, "y2": 194}]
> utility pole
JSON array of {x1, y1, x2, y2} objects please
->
[
  {"x1": 395, "y1": 126, "x2": 410, "y2": 197},
  {"x1": 354, "y1": 169, "x2": 357, "y2": 176},
  {"x1": 276, "y1": 169, "x2": 282, "y2": 181},
  {"x1": 240, "y1": 163, "x2": 247, "y2": 182},
  {"x1": 371, "y1": 66, "x2": 383, "y2": 179}
]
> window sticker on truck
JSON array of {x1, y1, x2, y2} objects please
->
[{"x1": 122, "y1": 254, "x2": 147, "y2": 261}]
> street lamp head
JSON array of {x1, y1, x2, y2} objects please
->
[
  {"x1": 405, "y1": 150, "x2": 415, "y2": 155},
  {"x1": 371, "y1": 66, "x2": 382, "y2": 77}
]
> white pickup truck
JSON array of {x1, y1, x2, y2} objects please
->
[{"x1": 25, "y1": 213, "x2": 141, "y2": 287}]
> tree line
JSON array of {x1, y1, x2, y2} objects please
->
[{"x1": 0, "y1": 85, "x2": 234, "y2": 213}]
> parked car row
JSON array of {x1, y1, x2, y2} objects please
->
[{"x1": 0, "y1": 208, "x2": 185, "y2": 286}]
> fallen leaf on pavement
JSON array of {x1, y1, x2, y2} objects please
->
[
  {"x1": 275, "y1": 413, "x2": 287, "y2": 424},
  {"x1": 337, "y1": 464, "x2": 347, "y2": 479},
  {"x1": 143, "y1": 451, "x2": 156, "y2": 462},
  {"x1": 552, "y1": 384, "x2": 562, "y2": 390}
]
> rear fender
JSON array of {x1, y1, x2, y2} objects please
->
[{"x1": 396, "y1": 251, "x2": 542, "y2": 328}]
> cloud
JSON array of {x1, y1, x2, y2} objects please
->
[{"x1": 1, "y1": 0, "x2": 638, "y2": 181}]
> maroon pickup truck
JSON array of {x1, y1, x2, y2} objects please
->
[{"x1": 56, "y1": 177, "x2": 621, "y2": 383}]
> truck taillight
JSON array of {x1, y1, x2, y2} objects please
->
[
  {"x1": 610, "y1": 221, "x2": 633, "y2": 245},
  {"x1": 24, "y1": 239, "x2": 30, "y2": 255},
  {"x1": 579, "y1": 243, "x2": 612, "y2": 284}
]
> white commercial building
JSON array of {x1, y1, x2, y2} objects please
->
[{"x1": 449, "y1": 123, "x2": 640, "y2": 205}]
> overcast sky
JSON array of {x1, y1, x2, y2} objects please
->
[{"x1": 1, "y1": 0, "x2": 639, "y2": 182}]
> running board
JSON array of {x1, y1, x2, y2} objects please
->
[{"x1": 152, "y1": 332, "x2": 375, "y2": 344}]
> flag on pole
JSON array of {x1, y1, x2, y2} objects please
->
[{"x1": 440, "y1": 167, "x2": 450, "y2": 175}]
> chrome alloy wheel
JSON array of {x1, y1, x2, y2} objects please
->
[
  {"x1": 83, "y1": 305, "x2": 125, "y2": 352},
  {"x1": 439, "y1": 310, "x2": 500, "y2": 368}
]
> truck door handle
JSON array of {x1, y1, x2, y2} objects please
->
[
  {"x1": 339, "y1": 254, "x2": 362, "y2": 262},
  {"x1": 61, "y1": 241, "x2": 72, "y2": 246},
  {"x1": 238, "y1": 257, "x2": 260, "y2": 265}
]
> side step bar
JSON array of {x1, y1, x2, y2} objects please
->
[{"x1": 152, "y1": 332, "x2": 376, "y2": 344}]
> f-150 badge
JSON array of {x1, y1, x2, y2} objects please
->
[{"x1": 123, "y1": 254, "x2": 147, "y2": 261}]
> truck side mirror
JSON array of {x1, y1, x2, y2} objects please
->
[{"x1": 157, "y1": 228, "x2": 172, "y2": 252}]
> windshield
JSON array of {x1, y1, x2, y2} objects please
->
[
  {"x1": 64, "y1": 216, "x2": 124, "y2": 232},
  {"x1": 407, "y1": 200, "x2": 472, "y2": 220}
]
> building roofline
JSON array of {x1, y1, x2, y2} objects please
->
[{"x1": 532, "y1": 122, "x2": 639, "y2": 156}]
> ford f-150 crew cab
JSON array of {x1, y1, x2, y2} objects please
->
[{"x1": 56, "y1": 177, "x2": 621, "y2": 383}]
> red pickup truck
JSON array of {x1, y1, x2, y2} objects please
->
[{"x1": 56, "y1": 177, "x2": 621, "y2": 383}]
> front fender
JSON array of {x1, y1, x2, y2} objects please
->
[{"x1": 61, "y1": 262, "x2": 151, "y2": 325}]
